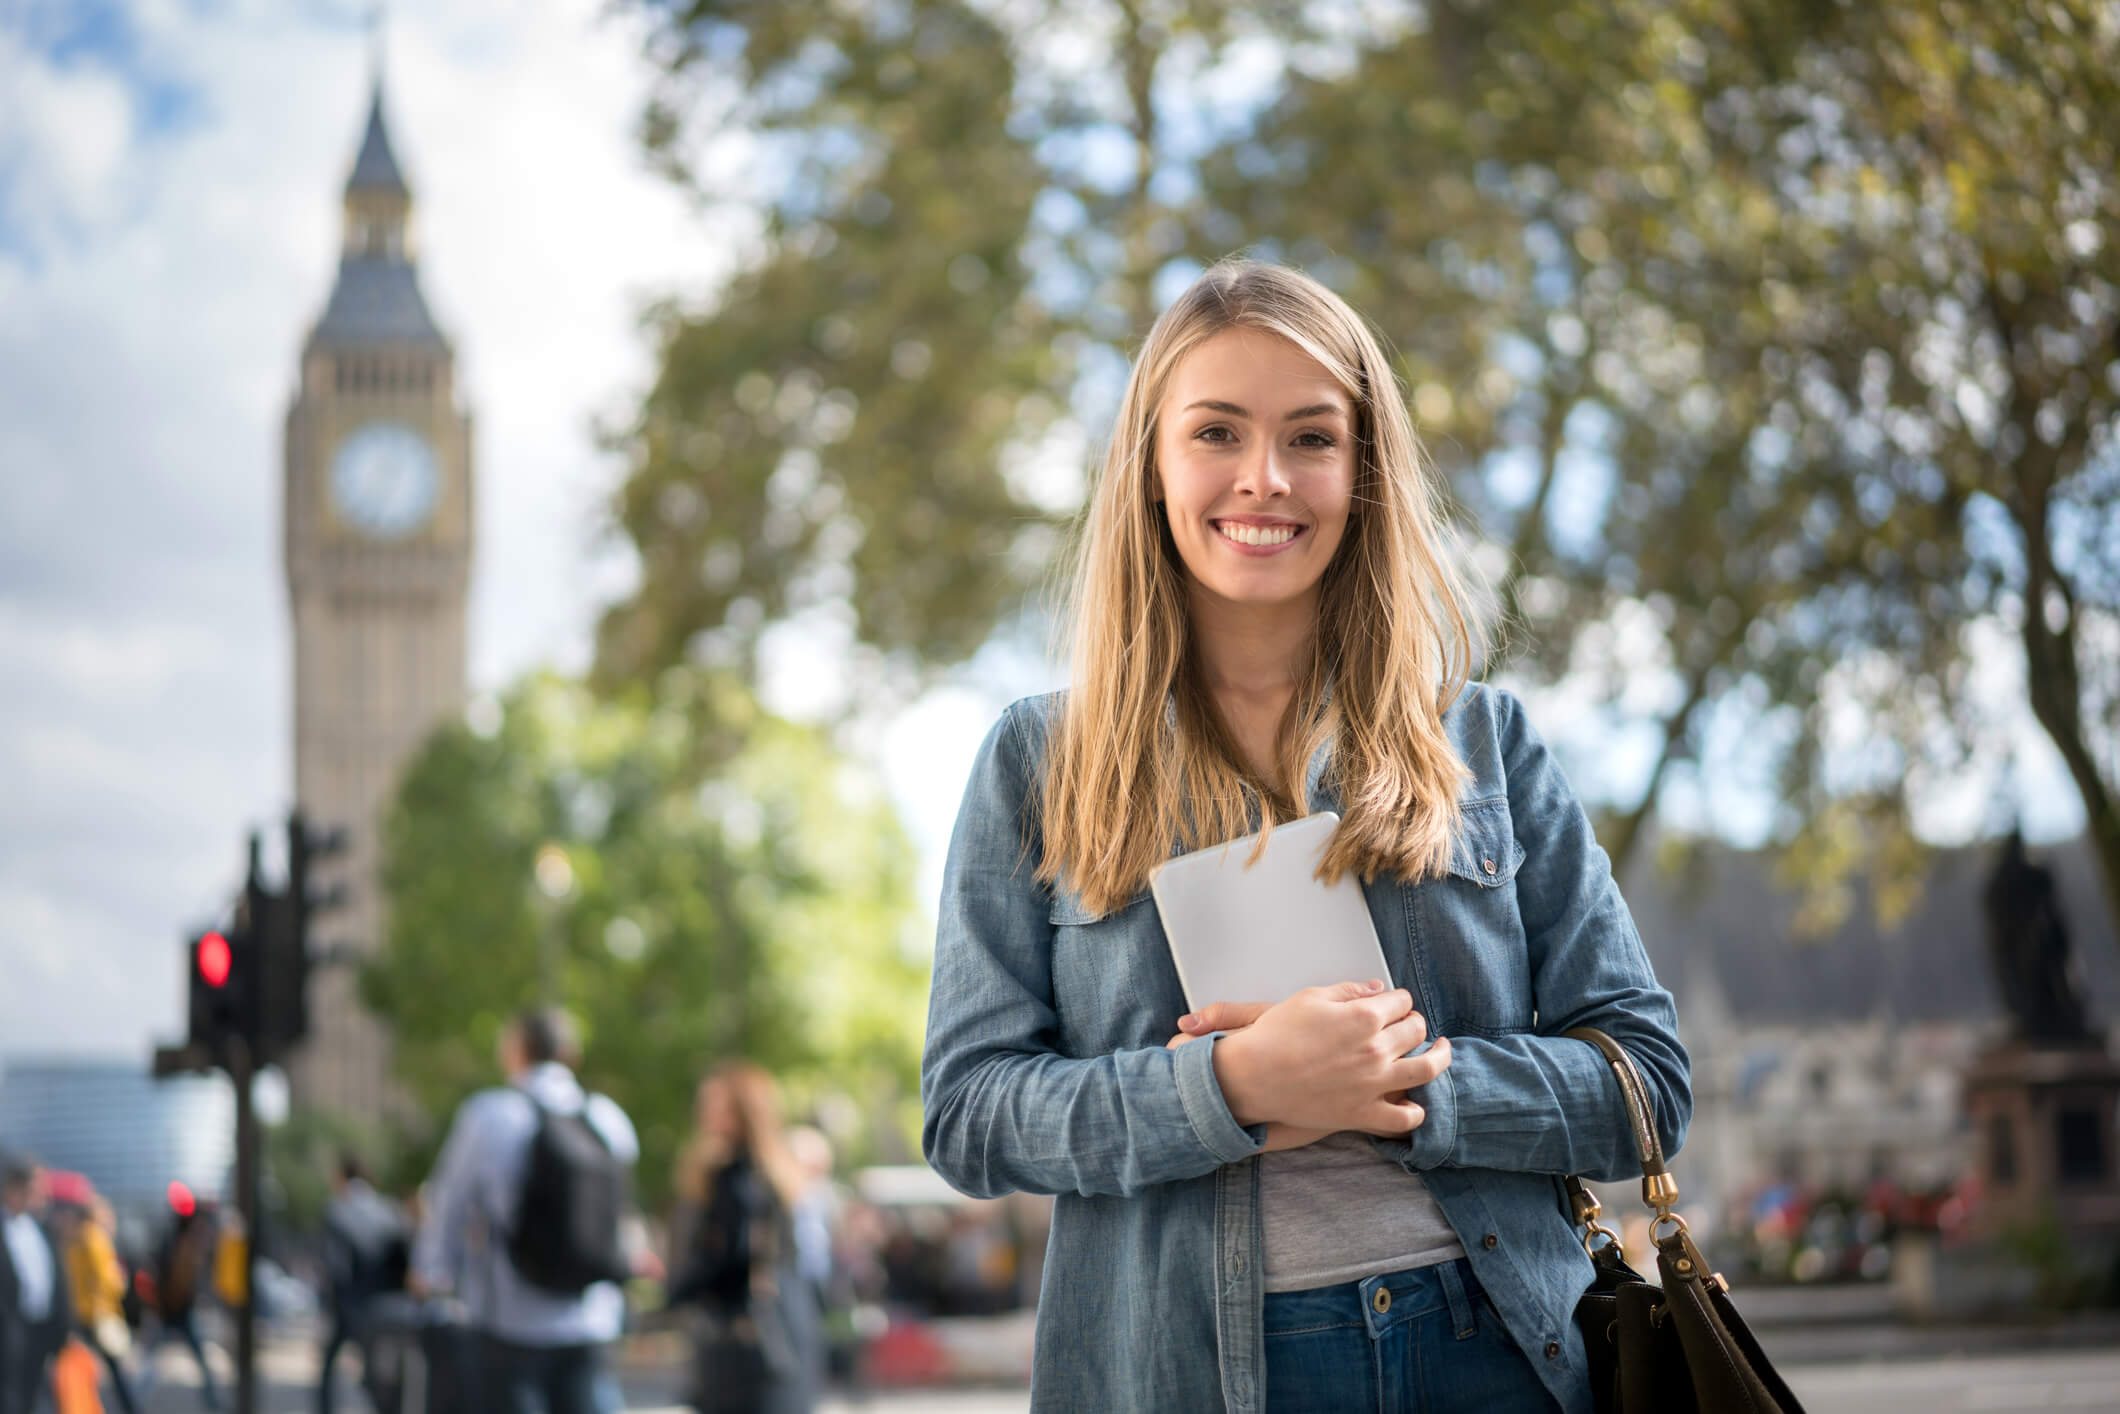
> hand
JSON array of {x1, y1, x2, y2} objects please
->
[
  {"x1": 1210, "y1": 979, "x2": 1452, "y2": 1136},
  {"x1": 1167, "y1": 1004, "x2": 1333, "y2": 1153},
  {"x1": 404, "y1": 1271, "x2": 433, "y2": 1300}
]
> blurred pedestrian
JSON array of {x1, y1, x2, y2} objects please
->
[
  {"x1": 782, "y1": 1128, "x2": 840, "y2": 1310},
  {"x1": 55, "y1": 1196, "x2": 134, "y2": 1414},
  {"x1": 135, "y1": 1198, "x2": 221, "y2": 1411},
  {"x1": 410, "y1": 1007, "x2": 642, "y2": 1414},
  {"x1": 665, "y1": 1064, "x2": 820, "y2": 1414},
  {"x1": 1, "y1": 1156, "x2": 72, "y2": 1414},
  {"x1": 319, "y1": 1153, "x2": 408, "y2": 1414}
]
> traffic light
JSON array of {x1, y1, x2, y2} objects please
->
[
  {"x1": 167, "y1": 816, "x2": 352, "y2": 1075},
  {"x1": 252, "y1": 814, "x2": 350, "y2": 1066},
  {"x1": 187, "y1": 926, "x2": 258, "y2": 1062}
]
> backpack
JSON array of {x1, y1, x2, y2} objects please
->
[
  {"x1": 328, "y1": 1188, "x2": 411, "y2": 1302},
  {"x1": 154, "y1": 1219, "x2": 209, "y2": 1319},
  {"x1": 506, "y1": 1092, "x2": 630, "y2": 1294}
]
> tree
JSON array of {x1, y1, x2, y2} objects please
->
[
  {"x1": 362, "y1": 672, "x2": 928, "y2": 1209},
  {"x1": 600, "y1": 0, "x2": 1061, "y2": 693}
]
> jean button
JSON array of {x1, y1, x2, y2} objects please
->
[
  {"x1": 1231, "y1": 1250, "x2": 1247, "y2": 1275},
  {"x1": 1482, "y1": 1232, "x2": 1499, "y2": 1249},
  {"x1": 1545, "y1": 1340, "x2": 1562, "y2": 1359},
  {"x1": 1372, "y1": 1287, "x2": 1392, "y2": 1314}
]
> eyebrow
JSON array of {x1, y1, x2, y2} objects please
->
[{"x1": 1182, "y1": 399, "x2": 1349, "y2": 421}]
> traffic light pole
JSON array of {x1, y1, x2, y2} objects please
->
[
  {"x1": 231, "y1": 1034, "x2": 259, "y2": 1414},
  {"x1": 152, "y1": 813, "x2": 349, "y2": 1414}
]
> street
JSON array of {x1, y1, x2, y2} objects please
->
[{"x1": 123, "y1": 1331, "x2": 2120, "y2": 1414}]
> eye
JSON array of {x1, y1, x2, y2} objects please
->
[
  {"x1": 1194, "y1": 424, "x2": 1237, "y2": 444},
  {"x1": 1293, "y1": 430, "x2": 1338, "y2": 449}
]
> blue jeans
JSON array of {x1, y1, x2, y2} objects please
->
[{"x1": 1263, "y1": 1257, "x2": 1558, "y2": 1413}]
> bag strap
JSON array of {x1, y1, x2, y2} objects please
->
[{"x1": 1560, "y1": 1026, "x2": 1683, "y2": 1255}]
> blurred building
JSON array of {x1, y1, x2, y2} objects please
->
[
  {"x1": 282, "y1": 71, "x2": 474, "y2": 1122},
  {"x1": 1621, "y1": 833, "x2": 2120, "y2": 1237},
  {"x1": 0, "y1": 1058, "x2": 234, "y2": 1221}
]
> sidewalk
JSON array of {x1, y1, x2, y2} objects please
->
[{"x1": 1733, "y1": 1280, "x2": 2120, "y2": 1366}]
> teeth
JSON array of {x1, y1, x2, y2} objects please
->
[{"x1": 1219, "y1": 523, "x2": 1298, "y2": 547}]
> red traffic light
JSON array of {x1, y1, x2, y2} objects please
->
[{"x1": 198, "y1": 931, "x2": 232, "y2": 988}]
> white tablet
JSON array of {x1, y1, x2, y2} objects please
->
[{"x1": 1148, "y1": 811, "x2": 1393, "y2": 1013}]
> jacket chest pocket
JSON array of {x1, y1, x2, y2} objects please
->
[
  {"x1": 1398, "y1": 799, "x2": 1533, "y2": 1036},
  {"x1": 1047, "y1": 890, "x2": 1186, "y2": 1056}
]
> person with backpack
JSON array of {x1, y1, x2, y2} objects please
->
[
  {"x1": 134, "y1": 1200, "x2": 220, "y2": 1412},
  {"x1": 409, "y1": 1007, "x2": 642, "y2": 1414},
  {"x1": 318, "y1": 1153, "x2": 409, "y2": 1414}
]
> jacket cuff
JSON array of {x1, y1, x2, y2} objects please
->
[
  {"x1": 1175, "y1": 1031, "x2": 1267, "y2": 1164},
  {"x1": 1400, "y1": 1058, "x2": 1459, "y2": 1170}
]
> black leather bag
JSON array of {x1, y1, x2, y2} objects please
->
[{"x1": 1563, "y1": 1027, "x2": 1809, "y2": 1414}]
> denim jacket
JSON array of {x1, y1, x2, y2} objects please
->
[{"x1": 921, "y1": 683, "x2": 1691, "y2": 1413}]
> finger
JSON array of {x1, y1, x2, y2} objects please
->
[
  {"x1": 1316, "y1": 978, "x2": 1390, "y2": 1003},
  {"x1": 1386, "y1": 1037, "x2": 1453, "y2": 1089},
  {"x1": 1180, "y1": 1001, "x2": 1273, "y2": 1033},
  {"x1": 1359, "y1": 1099, "x2": 1425, "y2": 1136},
  {"x1": 1348, "y1": 987, "x2": 1415, "y2": 1026},
  {"x1": 1373, "y1": 1010, "x2": 1430, "y2": 1057}
]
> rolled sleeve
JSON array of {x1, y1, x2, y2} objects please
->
[
  {"x1": 1175, "y1": 1032, "x2": 1269, "y2": 1166},
  {"x1": 1397, "y1": 1056, "x2": 1460, "y2": 1171}
]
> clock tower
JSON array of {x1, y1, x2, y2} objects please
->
[{"x1": 284, "y1": 76, "x2": 472, "y2": 1121}]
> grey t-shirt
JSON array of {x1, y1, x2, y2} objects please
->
[{"x1": 1259, "y1": 1131, "x2": 1467, "y2": 1292}]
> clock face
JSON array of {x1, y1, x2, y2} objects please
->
[{"x1": 331, "y1": 421, "x2": 439, "y2": 538}]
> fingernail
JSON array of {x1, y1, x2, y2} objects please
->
[
  {"x1": 1363, "y1": 978, "x2": 1385, "y2": 992},
  {"x1": 1179, "y1": 1014, "x2": 1198, "y2": 1030}
]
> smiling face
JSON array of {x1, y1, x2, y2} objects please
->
[{"x1": 1153, "y1": 327, "x2": 1358, "y2": 615}]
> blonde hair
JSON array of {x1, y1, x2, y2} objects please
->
[{"x1": 1037, "y1": 259, "x2": 1479, "y2": 916}]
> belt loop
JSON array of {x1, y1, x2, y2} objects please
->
[{"x1": 1435, "y1": 1258, "x2": 1476, "y2": 1341}]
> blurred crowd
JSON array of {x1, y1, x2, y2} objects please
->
[{"x1": 2, "y1": 1009, "x2": 1042, "y2": 1414}]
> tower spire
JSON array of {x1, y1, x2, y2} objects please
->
[{"x1": 342, "y1": 9, "x2": 412, "y2": 262}]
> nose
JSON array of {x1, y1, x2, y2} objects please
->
[{"x1": 1232, "y1": 437, "x2": 1293, "y2": 500}]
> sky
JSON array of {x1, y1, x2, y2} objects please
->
[{"x1": 0, "y1": 0, "x2": 2090, "y2": 1066}]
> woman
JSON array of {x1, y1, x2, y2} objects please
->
[
  {"x1": 58, "y1": 1197, "x2": 137, "y2": 1414},
  {"x1": 921, "y1": 259, "x2": 1691, "y2": 1413},
  {"x1": 666, "y1": 1064, "x2": 822, "y2": 1414}
]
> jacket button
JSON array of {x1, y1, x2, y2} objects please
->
[
  {"x1": 1545, "y1": 1340, "x2": 1562, "y2": 1359},
  {"x1": 1483, "y1": 857, "x2": 1497, "y2": 875},
  {"x1": 1482, "y1": 1232, "x2": 1499, "y2": 1249}
]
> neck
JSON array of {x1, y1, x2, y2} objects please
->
[{"x1": 1185, "y1": 579, "x2": 1319, "y2": 700}]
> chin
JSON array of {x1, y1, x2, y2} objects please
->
[{"x1": 1196, "y1": 571, "x2": 1323, "y2": 607}]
